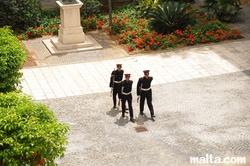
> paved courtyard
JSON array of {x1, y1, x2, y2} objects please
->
[
  {"x1": 40, "y1": 70, "x2": 250, "y2": 166},
  {"x1": 20, "y1": 6, "x2": 250, "y2": 166}
]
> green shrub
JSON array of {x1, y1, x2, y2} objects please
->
[
  {"x1": 108, "y1": 6, "x2": 139, "y2": 35},
  {"x1": 108, "y1": 4, "x2": 242, "y2": 52},
  {"x1": 136, "y1": 0, "x2": 159, "y2": 18},
  {"x1": 148, "y1": 2, "x2": 195, "y2": 34},
  {"x1": 0, "y1": 0, "x2": 42, "y2": 29},
  {"x1": 0, "y1": 27, "x2": 27, "y2": 93},
  {"x1": 40, "y1": 8, "x2": 60, "y2": 20},
  {"x1": 0, "y1": 92, "x2": 70, "y2": 166},
  {"x1": 200, "y1": 0, "x2": 244, "y2": 22},
  {"x1": 80, "y1": 0, "x2": 102, "y2": 17},
  {"x1": 81, "y1": 16, "x2": 99, "y2": 32}
]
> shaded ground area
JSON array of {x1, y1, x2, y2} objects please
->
[{"x1": 39, "y1": 70, "x2": 250, "y2": 166}]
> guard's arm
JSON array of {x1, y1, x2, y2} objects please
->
[
  {"x1": 136, "y1": 78, "x2": 141, "y2": 96},
  {"x1": 109, "y1": 70, "x2": 115, "y2": 88}
]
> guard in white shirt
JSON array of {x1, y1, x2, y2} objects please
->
[
  {"x1": 137, "y1": 70, "x2": 155, "y2": 118},
  {"x1": 121, "y1": 74, "x2": 134, "y2": 122},
  {"x1": 109, "y1": 64, "x2": 124, "y2": 108}
]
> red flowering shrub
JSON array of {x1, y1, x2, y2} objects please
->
[
  {"x1": 182, "y1": 15, "x2": 242, "y2": 46},
  {"x1": 108, "y1": 6, "x2": 243, "y2": 52}
]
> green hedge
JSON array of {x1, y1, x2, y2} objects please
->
[
  {"x1": 0, "y1": 92, "x2": 70, "y2": 166},
  {"x1": 0, "y1": 27, "x2": 27, "y2": 93},
  {"x1": 0, "y1": 0, "x2": 42, "y2": 29}
]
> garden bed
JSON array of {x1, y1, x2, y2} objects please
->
[{"x1": 15, "y1": 1, "x2": 246, "y2": 63}]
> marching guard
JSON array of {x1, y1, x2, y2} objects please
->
[
  {"x1": 121, "y1": 74, "x2": 134, "y2": 122},
  {"x1": 137, "y1": 70, "x2": 155, "y2": 118},
  {"x1": 109, "y1": 64, "x2": 124, "y2": 108}
]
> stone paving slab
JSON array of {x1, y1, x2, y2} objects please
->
[
  {"x1": 39, "y1": 70, "x2": 250, "y2": 166},
  {"x1": 21, "y1": 39, "x2": 250, "y2": 100}
]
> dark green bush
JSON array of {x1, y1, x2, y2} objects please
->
[
  {"x1": 40, "y1": 8, "x2": 60, "y2": 20},
  {"x1": 0, "y1": 92, "x2": 70, "y2": 166},
  {"x1": 148, "y1": 1, "x2": 195, "y2": 34},
  {"x1": 200, "y1": 0, "x2": 244, "y2": 22},
  {"x1": 0, "y1": 27, "x2": 27, "y2": 93},
  {"x1": 0, "y1": 0, "x2": 42, "y2": 29},
  {"x1": 80, "y1": 0, "x2": 103, "y2": 17},
  {"x1": 81, "y1": 17, "x2": 98, "y2": 32}
]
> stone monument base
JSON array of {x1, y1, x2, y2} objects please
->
[{"x1": 42, "y1": 35, "x2": 103, "y2": 55}]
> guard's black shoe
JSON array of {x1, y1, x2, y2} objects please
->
[
  {"x1": 151, "y1": 115, "x2": 155, "y2": 118},
  {"x1": 113, "y1": 106, "x2": 116, "y2": 108},
  {"x1": 130, "y1": 118, "x2": 135, "y2": 123},
  {"x1": 122, "y1": 114, "x2": 125, "y2": 117},
  {"x1": 140, "y1": 112, "x2": 144, "y2": 115}
]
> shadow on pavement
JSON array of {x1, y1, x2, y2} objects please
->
[
  {"x1": 114, "y1": 116, "x2": 129, "y2": 126},
  {"x1": 106, "y1": 107, "x2": 121, "y2": 117}
]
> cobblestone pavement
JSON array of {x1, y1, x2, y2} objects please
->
[
  {"x1": 20, "y1": 5, "x2": 250, "y2": 166},
  {"x1": 40, "y1": 70, "x2": 250, "y2": 166}
]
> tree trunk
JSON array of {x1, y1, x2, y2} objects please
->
[{"x1": 108, "y1": 0, "x2": 112, "y2": 26}]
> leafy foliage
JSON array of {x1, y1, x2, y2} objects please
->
[
  {"x1": 40, "y1": 8, "x2": 60, "y2": 21},
  {"x1": 200, "y1": 0, "x2": 244, "y2": 22},
  {"x1": 0, "y1": 27, "x2": 27, "y2": 93},
  {"x1": 0, "y1": 92, "x2": 70, "y2": 166},
  {"x1": 181, "y1": 13, "x2": 242, "y2": 46},
  {"x1": 80, "y1": 0, "x2": 103, "y2": 17},
  {"x1": 0, "y1": 0, "x2": 42, "y2": 29},
  {"x1": 108, "y1": 5, "x2": 242, "y2": 52},
  {"x1": 136, "y1": 0, "x2": 160, "y2": 17},
  {"x1": 148, "y1": 2, "x2": 195, "y2": 34},
  {"x1": 107, "y1": 6, "x2": 139, "y2": 35},
  {"x1": 81, "y1": 16, "x2": 98, "y2": 32}
]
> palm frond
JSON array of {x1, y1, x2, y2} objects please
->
[{"x1": 148, "y1": 1, "x2": 195, "y2": 34}]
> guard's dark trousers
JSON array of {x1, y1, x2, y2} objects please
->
[
  {"x1": 140, "y1": 89, "x2": 154, "y2": 116},
  {"x1": 112, "y1": 83, "x2": 122, "y2": 107},
  {"x1": 122, "y1": 95, "x2": 133, "y2": 118}
]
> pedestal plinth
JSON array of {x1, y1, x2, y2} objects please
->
[
  {"x1": 57, "y1": 1, "x2": 85, "y2": 44},
  {"x1": 42, "y1": 0, "x2": 102, "y2": 54}
]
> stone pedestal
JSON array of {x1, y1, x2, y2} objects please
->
[
  {"x1": 57, "y1": 0, "x2": 85, "y2": 44},
  {"x1": 42, "y1": 0, "x2": 102, "y2": 54}
]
